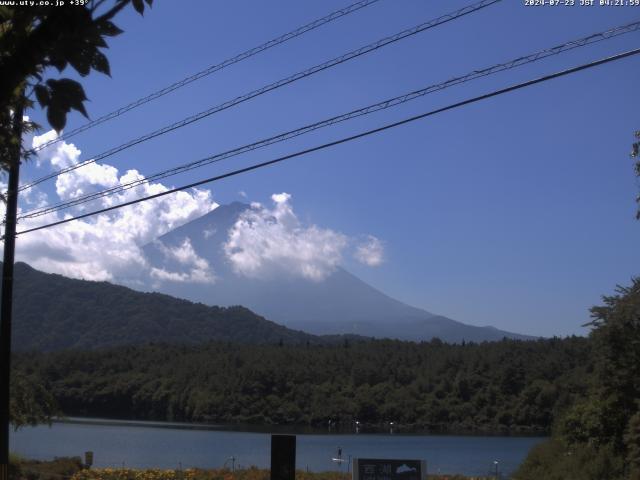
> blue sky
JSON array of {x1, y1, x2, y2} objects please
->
[{"x1": 16, "y1": 0, "x2": 640, "y2": 337}]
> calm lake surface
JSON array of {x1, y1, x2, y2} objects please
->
[{"x1": 11, "y1": 419, "x2": 545, "y2": 477}]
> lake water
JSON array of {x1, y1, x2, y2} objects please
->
[{"x1": 11, "y1": 419, "x2": 545, "y2": 478}]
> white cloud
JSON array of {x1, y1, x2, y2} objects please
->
[
  {"x1": 32, "y1": 129, "x2": 82, "y2": 169},
  {"x1": 4, "y1": 130, "x2": 385, "y2": 287},
  {"x1": 224, "y1": 193, "x2": 348, "y2": 281},
  {"x1": 272, "y1": 192, "x2": 290, "y2": 204},
  {"x1": 5, "y1": 130, "x2": 218, "y2": 284},
  {"x1": 56, "y1": 162, "x2": 120, "y2": 201},
  {"x1": 31, "y1": 132, "x2": 120, "y2": 201},
  {"x1": 355, "y1": 235, "x2": 385, "y2": 266},
  {"x1": 151, "y1": 238, "x2": 215, "y2": 284},
  {"x1": 149, "y1": 267, "x2": 192, "y2": 283},
  {"x1": 20, "y1": 184, "x2": 49, "y2": 208}
]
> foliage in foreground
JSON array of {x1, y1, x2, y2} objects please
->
[
  {"x1": 0, "y1": 0, "x2": 153, "y2": 174},
  {"x1": 513, "y1": 438, "x2": 623, "y2": 480},
  {"x1": 2, "y1": 0, "x2": 151, "y2": 434},
  {"x1": 515, "y1": 278, "x2": 640, "y2": 480},
  {"x1": 69, "y1": 468, "x2": 492, "y2": 480},
  {"x1": 632, "y1": 130, "x2": 640, "y2": 219},
  {"x1": 9, "y1": 373, "x2": 58, "y2": 430},
  {"x1": 9, "y1": 461, "x2": 490, "y2": 480},
  {"x1": 10, "y1": 455, "x2": 83, "y2": 480}
]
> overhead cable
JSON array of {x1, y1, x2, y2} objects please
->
[
  {"x1": 18, "y1": 20, "x2": 640, "y2": 220},
  {"x1": 29, "y1": 0, "x2": 383, "y2": 153},
  {"x1": 19, "y1": 0, "x2": 502, "y2": 192},
  {"x1": 14, "y1": 47, "x2": 640, "y2": 237}
]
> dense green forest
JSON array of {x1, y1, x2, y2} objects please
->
[
  {"x1": 14, "y1": 336, "x2": 590, "y2": 433},
  {"x1": 515, "y1": 278, "x2": 640, "y2": 480},
  {"x1": 7, "y1": 262, "x2": 330, "y2": 350}
]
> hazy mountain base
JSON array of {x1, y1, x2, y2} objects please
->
[
  {"x1": 15, "y1": 336, "x2": 590, "y2": 433},
  {"x1": 141, "y1": 202, "x2": 532, "y2": 343},
  {"x1": 5, "y1": 260, "x2": 527, "y2": 352}
]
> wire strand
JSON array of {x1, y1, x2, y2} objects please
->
[
  {"x1": 18, "y1": 0, "x2": 502, "y2": 192},
  {"x1": 28, "y1": 0, "x2": 382, "y2": 153},
  {"x1": 14, "y1": 47, "x2": 640, "y2": 237},
  {"x1": 17, "y1": 20, "x2": 640, "y2": 221}
]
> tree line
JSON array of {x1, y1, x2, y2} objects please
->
[
  {"x1": 14, "y1": 335, "x2": 592, "y2": 434},
  {"x1": 515, "y1": 278, "x2": 640, "y2": 480}
]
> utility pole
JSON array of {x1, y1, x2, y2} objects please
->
[{"x1": 0, "y1": 97, "x2": 24, "y2": 480}]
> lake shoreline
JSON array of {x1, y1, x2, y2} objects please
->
[
  {"x1": 53, "y1": 415, "x2": 549, "y2": 437},
  {"x1": 13, "y1": 422, "x2": 545, "y2": 476}
]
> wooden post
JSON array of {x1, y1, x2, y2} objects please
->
[
  {"x1": 270, "y1": 434, "x2": 295, "y2": 480},
  {"x1": 0, "y1": 98, "x2": 24, "y2": 480}
]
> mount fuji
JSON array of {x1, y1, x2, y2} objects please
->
[{"x1": 140, "y1": 202, "x2": 532, "y2": 343}]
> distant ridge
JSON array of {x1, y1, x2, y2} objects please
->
[{"x1": 5, "y1": 262, "x2": 330, "y2": 351}]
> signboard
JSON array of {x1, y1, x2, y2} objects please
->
[{"x1": 353, "y1": 458, "x2": 426, "y2": 480}]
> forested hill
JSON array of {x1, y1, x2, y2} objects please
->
[
  {"x1": 15, "y1": 336, "x2": 592, "y2": 433},
  {"x1": 7, "y1": 262, "x2": 324, "y2": 351}
]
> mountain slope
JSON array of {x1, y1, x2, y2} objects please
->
[
  {"x1": 6, "y1": 262, "x2": 322, "y2": 351},
  {"x1": 142, "y1": 202, "x2": 533, "y2": 342}
]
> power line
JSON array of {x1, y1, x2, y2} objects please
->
[
  {"x1": 18, "y1": 0, "x2": 502, "y2": 192},
  {"x1": 21, "y1": 0, "x2": 499, "y2": 190},
  {"x1": 17, "y1": 20, "x2": 640, "y2": 221},
  {"x1": 29, "y1": 0, "x2": 382, "y2": 154},
  {"x1": 14, "y1": 47, "x2": 640, "y2": 237}
]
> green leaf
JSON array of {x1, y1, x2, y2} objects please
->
[
  {"x1": 91, "y1": 50, "x2": 111, "y2": 76},
  {"x1": 68, "y1": 51, "x2": 92, "y2": 77},
  {"x1": 91, "y1": 33, "x2": 109, "y2": 49},
  {"x1": 98, "y1": 20, "x2": 124, "y2": 37},
  {"x1": 72, "y1": 100, "x2": 88, "y2": 119},
  {"x1": 45, "y1": 78, "x2": 90, "y2": 130},
  {"x1": 47, "y1": 106, "x2": 66, "y2": 133},
  {"x1": 33, "y1": 84, "x2": 50, "y2": 107},
  {"x1": 47, "y1": 78, "x2": 88, "y2": 102},
  {"x1": 132, "y1": 0, "x2": 145, "y2": 15},
  {"x1": 47, "y1": 54, "x2": 68, "y2": 72}
]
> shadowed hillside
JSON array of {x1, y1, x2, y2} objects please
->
[{"x1": 6, "y1": 262, "x2": 324, "y2": 351}]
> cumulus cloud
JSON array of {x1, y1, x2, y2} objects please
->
[
  {"x1": 4, "y1": 130, "x2": 218, "y2": 284},
  {"x1": 4, "y1": 130, "x2": 385, "y2": 286},
  {"x1": 56, "y1": 162, "x2": 120, "y2": 201},
  {"x1": 224, "y1": 193, "x2": 348, "y2": 281},
  {"x1": 32, "y1": 129, "x2": 82, "y2": 169},
  {"x1": 20, "y1": 184, "x2": 49, "y2": 208},
  {"x1": 354, "y1": 235, "x2": 385, "y2": 266},
  {"x1": 150, "y1": 238, "x2": 215, "y2": 285},
  {"x1": 33, "y1": 132, "x2": 120, "y2": 202}
]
